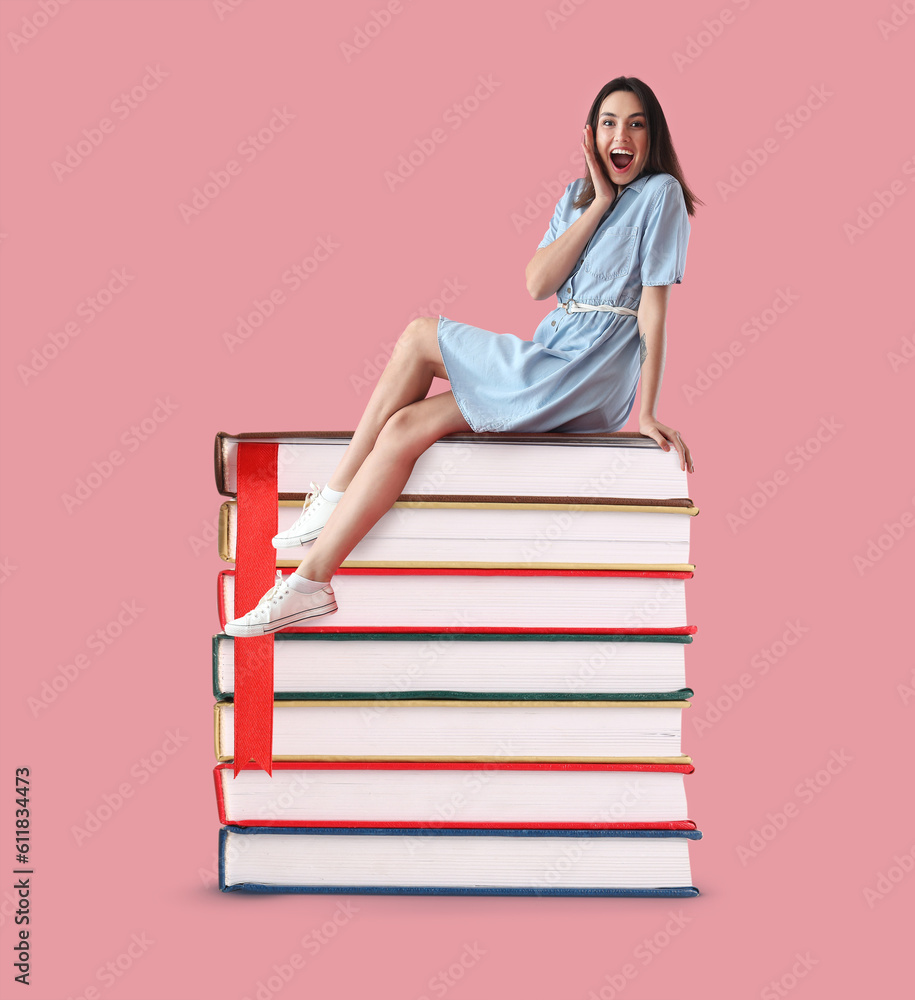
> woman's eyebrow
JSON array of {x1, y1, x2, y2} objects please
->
[{"x1": 599, "y1": 112, "x2": 646, "y2": 118}]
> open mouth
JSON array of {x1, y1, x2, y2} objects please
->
[{"x1": 609, "y1": 150, "x2": 634, "y2": 172}]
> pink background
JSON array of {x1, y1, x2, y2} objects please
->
[{"x1": 1, "y1": 0, "x2": 913, "y2": 997}]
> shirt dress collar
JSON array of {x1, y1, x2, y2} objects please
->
[{"x1": 618, "y1": 172, "x2": 651, "y2": 197}]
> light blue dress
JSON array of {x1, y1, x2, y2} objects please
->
[{"x1": 437, "y1": 171, "x2": 690, "y2": 433}]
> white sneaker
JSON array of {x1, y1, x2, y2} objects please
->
[
  {"x1": 272, "y1": 482, "x2": 337, "y2": 548},
  {"x1": 224, "y1": 570, "x2": 337, "y2": 637}
]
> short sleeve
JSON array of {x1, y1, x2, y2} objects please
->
[
  {"x1": 639, "y1": 179, "x2": 690, "y2": 285},
  {"x1": 537, "y1": 179, "x2": 580, "y2": 249}
]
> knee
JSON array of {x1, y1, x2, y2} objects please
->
[
  {"x1": 396, "y1": 316, "x2": 438, "y2": 356},
  {"x1": 375, "y1": 403, "x2": 430, "y2": 454}
]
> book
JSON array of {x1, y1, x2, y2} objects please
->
[
  {"x1": 214, "y1": 429, "x2": 703, "y2": 897},
  {"x1": 213, "y1": 699, "x2": 691, "y2": 763},
  {"x1": 218, "y1": 498, "x2": 697, "y2": 570},
  {"x1": 218, "y1": 825, "x2": 701, "y2": 895},
  {"x1": 215, "y1": 431, "x2": 693, "y2": 501},
  {"x1": 214, "y1": 761, "x2": 697, "y2": 829},
  {"x1": 212, "y1": 632, "x2": 694, "y2": 700},
  {"x1": 217, "y1": 568, "x2": 695, "y2": 632}
]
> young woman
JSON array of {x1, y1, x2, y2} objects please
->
[{"x1": 225, "y1": 75, "x2": 701, "y2": 638}]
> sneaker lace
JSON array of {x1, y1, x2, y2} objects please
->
[
  {"x1": 290, "y1": 482, "x2": 322, "y2": 528},
  {"x1": 255, "y1": 570, "x2": 288, "y2": 608}
]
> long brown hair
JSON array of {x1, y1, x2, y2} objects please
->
[{"x1": 574, "y1": 76, "x2": 703, "y2": 217}]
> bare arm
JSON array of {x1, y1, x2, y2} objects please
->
[
  {"x1": 526, "y1": 124, "x2": 617, "y2": 300},
  {"x1": 637, "y1": 284, "x2": 693, "y2": 473},
  {"x1": 525, "y1": 194, "x2": 611, "y2": 300}
]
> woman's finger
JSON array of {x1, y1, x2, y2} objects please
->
[
  {"x1": 672, "y1": 436, "x2": 687, "y2": 471},
  {"x1": 651, "y1": 430, "x2": 671, "y2": 452}
]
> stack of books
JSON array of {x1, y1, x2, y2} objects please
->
[{"x1": 212, "y1": 430, "x2": 701, "y2": 896}]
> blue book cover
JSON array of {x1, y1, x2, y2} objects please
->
[{"x1": 219, "y1": 825, "x2": 701, "y2": 896}]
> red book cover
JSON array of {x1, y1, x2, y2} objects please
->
[
  {"x1": 214, "y1": 761, "x2": 697, "y2": 830},
  {"x1": 216, "y1": 567, "x2": 698, "y2": 635}
]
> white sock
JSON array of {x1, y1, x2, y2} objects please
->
[
  {"x1": 288, "y1": 574, "x2": 330, "y2": 594},
  {"x1": 321, "y1": 484, "x2": 344, "y2": 502}
]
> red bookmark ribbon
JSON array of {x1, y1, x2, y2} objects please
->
[{"x1": 233, "y1": 442, "x2": 278, "y2": 776}]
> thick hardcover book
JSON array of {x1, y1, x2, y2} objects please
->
[
  {"x1": 218, "y1": 825, "x2": 702, "y2": 895},
  {"x1": 212, "y1": 632, "x2": 694, "y2": 700},
  {"x1": 218, "y1": 498, "x2": 697, "y2": 571},
  {"x1": 217, "y1": 567, "x2": 696, "y2": 633},
  {"x1": 214, "y1": 431, "x2": 693, "y2": 502},
  {"x1": 213, "y1": 699, "x2": 692, "y2": 763},
  {"x1": 214, "y1": 761, "x2": 697, "y2": 829}
]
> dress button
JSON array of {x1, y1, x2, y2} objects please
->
[
  {"x1": 566, "y1": 287, "x2": 571, "y2": 293},
  {"x1": 551, "y1": 321, "x2": 556, "y2": 326}
]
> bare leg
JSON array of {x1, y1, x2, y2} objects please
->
[
  {"x1": 326, "y1": 316, "x2": 450, "y2": 491},
  {"x1": 296, "y1": 390, "x2": 471, "y2": 581}
]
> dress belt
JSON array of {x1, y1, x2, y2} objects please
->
[{"x1": 561, "y1": 297, "x2": 638, "y2": 317}]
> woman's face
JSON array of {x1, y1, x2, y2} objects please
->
[{"x1": 594, "y1": 90, "x2": 649, "y2": 184}]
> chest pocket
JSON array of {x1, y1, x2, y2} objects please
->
[{"x1": 582, "y1": 225, "x2": 638, "y2": 281}]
